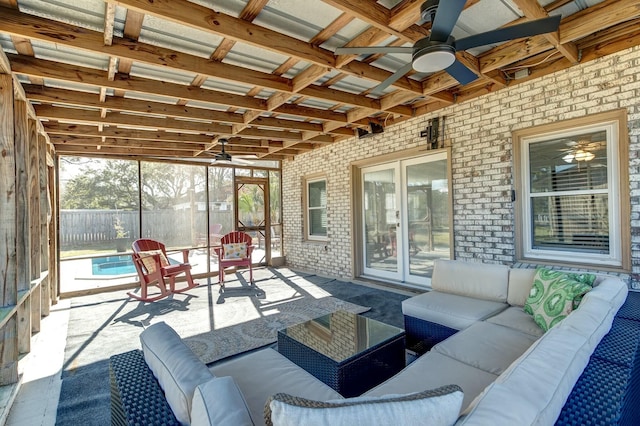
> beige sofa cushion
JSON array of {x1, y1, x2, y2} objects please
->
[
  {"x1": 364, "y1": 351, "x2": 498, "y2": 412},
  {"x1": 506, "y1": 268, "x2": 536, "y2": 306},
  {"x1": 434, "y1": 321, "x2": 538, "y2": 376},
  {"x1": 211, "y1": 348, "x2": 342, "y2": 424},
  {"x1": 485, "y1": 307, "x2": 544, "y2": 338},
  {"x1": 191, "y1": 376, "x2": 254, "y2": 426},
  {"x1": 139, "y1": 322, "x2": 214, "y2": 425},
  {"x1": 457, "y1": 277, "x2": 627, "y2": 426},
  {"x1": 432, "y1": 259, "x2": 510, "y2": 302},
  {"x1": 402, "y1": 291, "x2": 508, "y2": 330},
  {"x1": 584, "y1": 277, "x2": 629, "y2": 309}
]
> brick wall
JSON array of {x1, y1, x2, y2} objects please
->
[{"x1": 283, "y1": 45, "x2": 640, "y2": 288}]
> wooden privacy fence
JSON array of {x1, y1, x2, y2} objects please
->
[{"x1": 60, "y1": 209, "x2": 234, "y2": 249}]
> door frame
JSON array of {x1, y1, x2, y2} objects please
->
[
  {"x1": 352, "y1": 147, "x2": 453, "y2": 287},
  {"x1": 234, "y1": 176, "x2": 269, "y2": 266}
]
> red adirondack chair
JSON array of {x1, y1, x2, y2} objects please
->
[
  {"x1": 213, "y1": 231, "x2": 254, "y2": 286},
  {"x1": 130, "y1": 238, "x2": 198, "y2": 302}
]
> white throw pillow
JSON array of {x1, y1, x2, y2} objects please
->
[
  {"x1": 266, "y1": 385, "x2": 463, "y2": 426},
  {"x1": 191, "y1": 377, "x2": 254, "y2": 426},
  {"x1": 140, "y1": 321, "x2": 214, "y2": 425},
  {"x1": 223, "y1": 242, "x2": 247, "y2": 259}
]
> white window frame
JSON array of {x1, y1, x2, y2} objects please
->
[
  {"x1": 304, "y1": 176, "x2": 327, "y2": 241},
  {"x1": 513, "y1": 110, "x2": 630, "y2": 271}
]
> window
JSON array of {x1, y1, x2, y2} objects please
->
[
  {"x1": 514, "y1": 110, "x2": 630, "y2": 270},
  {"x1": 306, "y1": 177, "x2": 327, "y2": 240}
]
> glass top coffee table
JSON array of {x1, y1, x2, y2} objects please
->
[{"x1": 277, "y1": 310, "x2": 406, "y2": 397}]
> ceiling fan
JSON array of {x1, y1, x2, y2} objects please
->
[
  {"x1": 208, "y1": 138, "x2": 256, "y2": 165},
  {"x1": 557, "y1": 138, "x2": 606, "y2": 163},
  {"x1": 335, "y1": 0, "x2": 562, "y2": 94}
]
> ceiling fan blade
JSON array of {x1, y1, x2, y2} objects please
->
[
  {"x1": 445, "y1": 59, "x2": 478, "y2": 85},
  {"x1": 370, "y1": 62, "x2": 414, "y2": 96},
  {"x1": 430, "y1": 0, "x2": 466, "y2": 42},
  {"x1": 233, "y1": 158, "x2": 255, "y2": 165},
  {"x1": 335, "y1": 46, "x2": 413, "y2": 55},
  {"x1": 454, "y1": 15, "x2": 561, "y2": 51}
]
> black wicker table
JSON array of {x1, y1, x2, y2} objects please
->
[{"x1": 277, "y1": 310, "x2": 405, "y2": 397}]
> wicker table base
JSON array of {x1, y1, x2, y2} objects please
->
[{"x1": 277, "y1": 311, "x2": 406, "y2": 397}]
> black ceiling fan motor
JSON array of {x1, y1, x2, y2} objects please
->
[{"x1": 421, "y1": 0, "x2": 440, "y2": 23}]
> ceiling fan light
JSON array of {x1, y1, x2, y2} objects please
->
[
  {"x1": 412, "y1": 44, "x2": 456, "y2": 73},
  {"x1": 562, "y1": 153, "x2": 575, "y2": 163},
  {"x1": 574, "y1": 149, "x2": 595, "y2": 162}
]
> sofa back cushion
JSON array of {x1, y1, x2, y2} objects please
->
[
  {"x1": 456, "y1": 277, "x2": 627, "y2": 426},
  {"x1": 583, "y1": 277, "x2": 629, "y2": 309},
  {"x1": 191, "y1": 376, "x2": 254, "y2": 426},
  {"x1": 266, "y1": 385, "x2": 463, "y2": 426},
  {"x1": 140, "y1": 321, "x2": 214, "y2": 425},
  {"x1": 432, "y1": 260, "x2": 509, "y2": 303},
  {"x1": 506, "y1": 268, "x2": 536, "y2": 306}
]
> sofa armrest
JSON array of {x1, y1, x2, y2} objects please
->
[{"x1": 109, "y1": 349, "x2": 180, "y2": 426}]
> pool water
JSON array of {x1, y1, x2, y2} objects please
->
[{"x1": 91, "y1": 256, "x2": 137, "y2": 276}]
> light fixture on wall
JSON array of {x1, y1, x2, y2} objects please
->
[
  {"x1": 420, "y1": 116, "x2": 445, "y2": 149},
  {"x1": 357, "y1": 122, "x2": 384, "y2": 139}
]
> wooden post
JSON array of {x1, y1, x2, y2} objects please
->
[
  {"x1": 0, "y1": 74, "x2": 19, "y2": 384},
  {"x1": 39, "y1": 134, "x2": 50, "y2": 316},
  {"x1": 14, "y1": 98, "x2": 32, "y2": 353},
  {"x1": 28, "y1": 118, "x2": 41, "y2": 333},
  {"x1": 48, "y1": 158, "x2": 59, "y2": 303}
]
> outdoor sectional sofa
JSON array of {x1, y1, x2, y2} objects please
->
[{"x1": 110, "y1": 259, "x2": 640, "y2": 425}]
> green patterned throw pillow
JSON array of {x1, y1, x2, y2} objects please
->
[{"x1": 523, "y1": 268, "x2": 594, "y2": 332}]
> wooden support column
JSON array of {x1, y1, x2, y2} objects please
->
[
  {"x1": 0, "y1": 74, "x2": 19, "y2": 385},
  {"x1": 48, "y1": 157, "x2": 59, "y2": 304},
  {"x1": 28, "y1": 118, "x2": 41, "y2": 334},
  {"x1": 14, "y1": 98, "x2": 32, "y2": 354},
  {"x1": 38, "y1": 134, "x2": 50, "y2": 317}
]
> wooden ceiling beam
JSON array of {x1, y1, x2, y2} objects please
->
[
  {"x1": 388, "y1": 0, "x2": 480, "y2": 31},
  {"x1": 9, "y1": 55, "x2": 269, "y2": 111},
  {"x1": 560, "y1": 0, "x2": 640, "y2": 44},
  {"x1": 44, "y1": 123, "x2": 215, "y2": 143},
  {"x1": 54, "y1": 144, "x2": 195, "y2": 157},
  {"x1": 50, "y1": 135, "x2": 208, "y2": 151},
  {"x1": 321, "y1": 0, "x2": 428, "y2": 43},
  {"x1": 104, "y1": 2, "x2": 116, "y2": 45},
  {"x1": 34, "y1": 104, "x2": 334, "y2": 143},
  {"x1": 511, "y1": 0, "x2": 579, "y2": 63},
  {"x1": 114, "y1": 0, "x2": 335, "y2": 67}
]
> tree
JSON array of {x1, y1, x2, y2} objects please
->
[
  {"x1": 60, "y1": 159, "x2": 138, "y2": 209},
  {"x1": 60, "y1": 158, "x2": 207, "y2": 210}
]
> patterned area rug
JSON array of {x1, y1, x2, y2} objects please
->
[
  {"x1": 184, "y1": 295, "x2": 369, "y2": 364},
  {"x1": 62, "y1": 268, "x2": 370, "y2": 372}
]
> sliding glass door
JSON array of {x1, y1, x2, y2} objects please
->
[{"x1": 361, "y1": 152, "x2": 450, "y2": 287}]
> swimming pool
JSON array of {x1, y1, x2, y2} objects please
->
[{"x1": 91, "y1": 256, "x2": 137, "y2": 276}]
